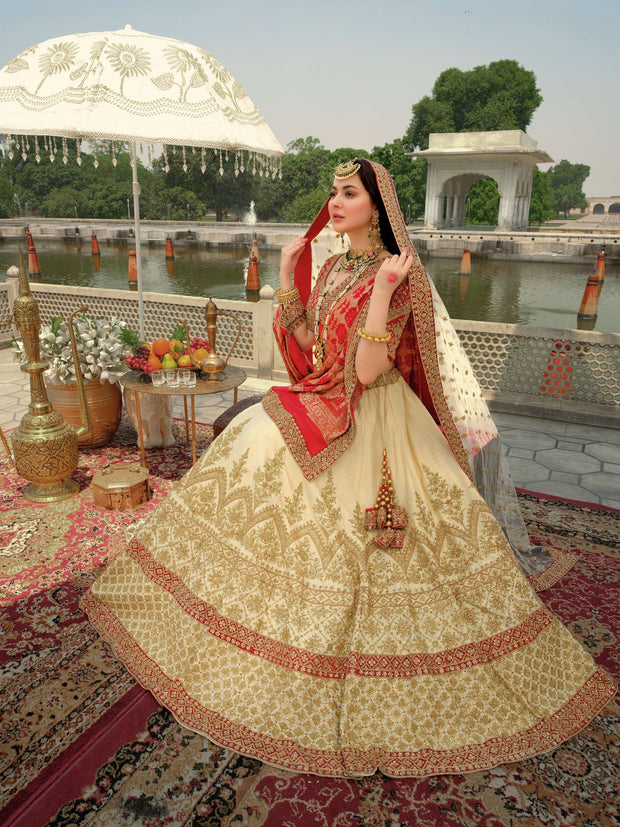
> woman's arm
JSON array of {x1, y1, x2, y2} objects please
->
[
  {"x1": 355, "y1": 251, "x2": 413, "y2": 385},
  {"x1": 277, "y1": 238, "x2": 315, "y2": 352}
]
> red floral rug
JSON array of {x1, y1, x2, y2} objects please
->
[{"x1": 0, "y1": 420, "x2": 618, "y2": 826}]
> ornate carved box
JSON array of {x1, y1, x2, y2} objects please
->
[{"x1": 92, "y1": 464, "x2": 150, "y2": 510}]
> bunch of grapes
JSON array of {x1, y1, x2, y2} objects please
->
[
  {"x1": 190, "y1": 336, "x2": 210, "y2": 352},
  {"x1": 125, "y1": 344, "x2": 153, "y2": 375}
]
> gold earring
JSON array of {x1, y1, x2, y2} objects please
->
[{"x1": 368, "y1": 211, "x2": 381, "y2": 250}]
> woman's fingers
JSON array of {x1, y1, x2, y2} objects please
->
[{"x1": 280, "y1": 237, "x2": 308, "y2": 268}]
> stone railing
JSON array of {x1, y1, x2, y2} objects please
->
[
  {"x1": 453, "y1": 320, "x2": 619, "y2": 426},
  {"x1": 2, "y1": 280, "x2": 618, "y2": 427}
]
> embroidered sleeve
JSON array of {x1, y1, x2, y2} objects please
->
[
  {"x1": 386, "y1": 283, "x2": 412, "y2": 361},
  {"x1": 278, "y1": 294, "x2": 307, "y2": 334}
]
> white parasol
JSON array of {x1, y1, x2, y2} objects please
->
[{"x1": 0, "y1": 24, "x2": 284, "y2": 336}]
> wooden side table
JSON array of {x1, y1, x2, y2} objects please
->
[{"x1": 119, "y1": 366, "x2": 247, "y2": 467}]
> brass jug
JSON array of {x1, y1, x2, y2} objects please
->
[
  {"x1": 10, "y1": 250, "x2": 93, "y2": 502},
  {"x1": 183, "y1": 297, "x2": 241, "y2": 380}
]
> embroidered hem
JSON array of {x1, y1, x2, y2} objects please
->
[{"x1": 82, "y1": 590, "x2": 617, "y2": 778}]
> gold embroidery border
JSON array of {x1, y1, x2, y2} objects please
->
[
  {"x1": 126, "y1": 539, "x2": 554, "y2": 679},
  {"x1": 81, "y1": 590, "x2": 617, "y2": 778},
  {"x1": 529, "y1": 551, "x2": 579, "y2": 592}
]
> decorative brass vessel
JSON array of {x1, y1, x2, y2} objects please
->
[
  {"x1": 181, "y1": 297, "x2": 241, "y2": 380},
  {"x1": 10, "y1": 250, "x2": 93, "y2": 503}
]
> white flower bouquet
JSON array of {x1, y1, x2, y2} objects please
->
[{"x1": 12, "y1": 312, "x2": 137, "y2": 385}]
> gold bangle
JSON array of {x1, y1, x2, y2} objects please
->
[
  {"x1": 357, "y1": 327, "x2": 392, "y2": 343},
  {"x1": 275, "y1": 285, "x2": 300, "y2": 304}
]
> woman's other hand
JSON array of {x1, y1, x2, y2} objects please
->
[
  {"x1": 374, "y1": 250, "x2": 413, "y2": 295},
  {"x1": 279, "y1": 237, "x2": 308, "y2": 288}
]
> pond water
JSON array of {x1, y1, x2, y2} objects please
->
[{"x1": 1, "y1": 240, "x2": 618, "y2": 333}]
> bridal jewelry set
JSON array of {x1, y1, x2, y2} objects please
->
[{"x1": 313, "y1": 211, "x2": 390, "y2": 367}]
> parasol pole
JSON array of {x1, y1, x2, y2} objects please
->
[{"x1": 131, "y1": 142, "x2": 145, "y2": 339}]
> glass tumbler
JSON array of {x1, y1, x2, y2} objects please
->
[
  {"x1": 151, "y1": 370, "x2": 165, "y2": 387},
  {"x1": 164, "y1": 369, "x2": 180, "y2": 387}
]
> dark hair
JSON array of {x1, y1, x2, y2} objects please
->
[{"x1": 354, "y1": 158, "x2": 399, "y2": 254}]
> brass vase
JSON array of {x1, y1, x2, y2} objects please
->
[
  {"x1": 45, "y1": 380, "x2": 122, "y2": 448},
  {"x1": 10, "y1": 250, "x2": 93, "y2": 502}
]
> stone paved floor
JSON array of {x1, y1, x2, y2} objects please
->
[{"x1": 1, "y1": 348, "x2": 619, "y2": 509}]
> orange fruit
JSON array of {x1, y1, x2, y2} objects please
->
[
  {"x1": 147, "y1": 354, "x2": 162, "y2": 371},
  {"x1": 177, "y1": 354, "x2": 192, "y2": 368},
  {"x1": 169, "y1": 338, "x2": 185, "y2": 357},
  {"x1": 193, "y1": 348, "x2": 208, "y2": 361},
  {"x1": 152, "y1": 337, "x2": 170, "y2": 357}
]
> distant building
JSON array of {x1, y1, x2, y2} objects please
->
[
  {"x1": 413, "y1": 130, "x2": 552, "y2": 231},
  {"x1": 585, "y1": 197, "x2": 620, "y2": 215}
]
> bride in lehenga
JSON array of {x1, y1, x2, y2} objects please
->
[{"x1": 82, "y1": 159, "x2": 615, "y2": 778}]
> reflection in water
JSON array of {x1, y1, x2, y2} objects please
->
[{"x1": 0, "y1": 243, "x2": 618, "y2": 333}]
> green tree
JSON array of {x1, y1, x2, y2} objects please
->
[
  {"x1": 528, "y1": 167, "x2": 554, "y2": 225},
  {"x1": 370, "y1": 140, "x2": 426, "y2": 221},
  {"x1": 466, "y1": 178, "x2": 499, "y2": 225},
  {"x1": 546, "y1": 159, "x2": 590, "y2": 219},
  {"x1": 405, "y1": 60, "x2": 542, "y2": 150},
  {"x1": 251, "y1": 137, "x2": 333, "y2": 222},
  {"x1": 0, "y1": 166, "x2": 14, "y2": 217},
  {"x1": 0, "y1": 139, "x2": 144, "y2": 219}
]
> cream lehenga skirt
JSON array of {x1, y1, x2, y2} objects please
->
[{"x1": 82, "y1": 373, "x2": 615, "y2": 777}]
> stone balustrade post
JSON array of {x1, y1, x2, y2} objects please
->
[
  {"x1": 256, "y1": 285, "x2": 276, "y2": 379},
  {"x1": 5, "y1": 277, "x2": 19, "y2": 335}
]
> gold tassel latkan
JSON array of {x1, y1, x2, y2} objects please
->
[{"x1": 364, "y1": 449, "x2": 407, "y2": 549}]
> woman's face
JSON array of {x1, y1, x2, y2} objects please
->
[{"x1": 328, "y1": 174, "x2": 374, "y2": 237}]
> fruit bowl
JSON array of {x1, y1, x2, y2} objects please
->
[{"x1": 124, "y1": 326, "x2": 210, "y2": 378}]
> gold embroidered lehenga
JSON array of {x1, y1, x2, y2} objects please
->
[{"x1": 82, "y1": 162, "x2": 615, "y2": 778}]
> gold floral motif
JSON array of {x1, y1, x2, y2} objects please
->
[{"x1": 105, "y1": 43, "x2": 151, "y2": 94}]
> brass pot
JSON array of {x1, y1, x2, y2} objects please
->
[{"x1": 45, "y1": 380, "x2": 122, "y2": 448}]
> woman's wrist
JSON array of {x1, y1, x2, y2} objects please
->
[
  {"x1": 279, "y1": 270, "x2": 294, "y2": 290},
  {"x1": 358, "y1": 327, "x2": 391, "y2": 343}
]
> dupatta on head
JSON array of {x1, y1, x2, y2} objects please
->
[{"x1": 272, "y1": 160, "x2": 564, "y2": 584}]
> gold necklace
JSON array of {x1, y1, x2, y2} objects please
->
[{"x1": 339, "y1": 243, "x2": 384, "y2": 278}]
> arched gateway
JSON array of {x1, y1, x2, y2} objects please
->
[{"x1": 413, "y1": 130, "x2": 553, "y2": 231}]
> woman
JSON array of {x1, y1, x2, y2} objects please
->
[{"x1": 82, "y1": 159, "x2": 615, "y2": 778}]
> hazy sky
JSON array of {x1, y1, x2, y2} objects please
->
[{"x1": 2, "y1": 0, "x2": 618, "y2": 196}]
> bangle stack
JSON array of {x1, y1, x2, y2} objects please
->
[
  {"x1": 357, "y1": 327, "x2": 392, "y2": 344},
  {"x1": 275, "y1": 285, "x2": 300, "y2": 304}
]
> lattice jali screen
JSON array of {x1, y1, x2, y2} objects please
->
[
  {"x1": 455, "y1": 327, "x2": 619, "y2": 407},
  {"x1": 5, "y1": 281, "x2": 618, "y2": 413},
  {"x1": 208, "y1": 309, "x2": 254, "y2": 364},
  {"x1": 0, "y1": 286, "x2": 11, "y2": 334},
  {"x1": 19, "y1": 287, "x2": 256, "y2": 365}
]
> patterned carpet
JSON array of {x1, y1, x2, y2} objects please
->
[{"x1": 0, "y1": 418, "x2": 618, "y2": 826}]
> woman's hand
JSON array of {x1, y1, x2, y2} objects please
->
[
  {"x1": 279, "y1": 237, "x2": 308, "y2": 287},
  {"x1": 374, "y1": 250, "x2": 413, "y2": 295},
  {"x1": 355, "y1": 249, "x2": 412, "y2": 385}
]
